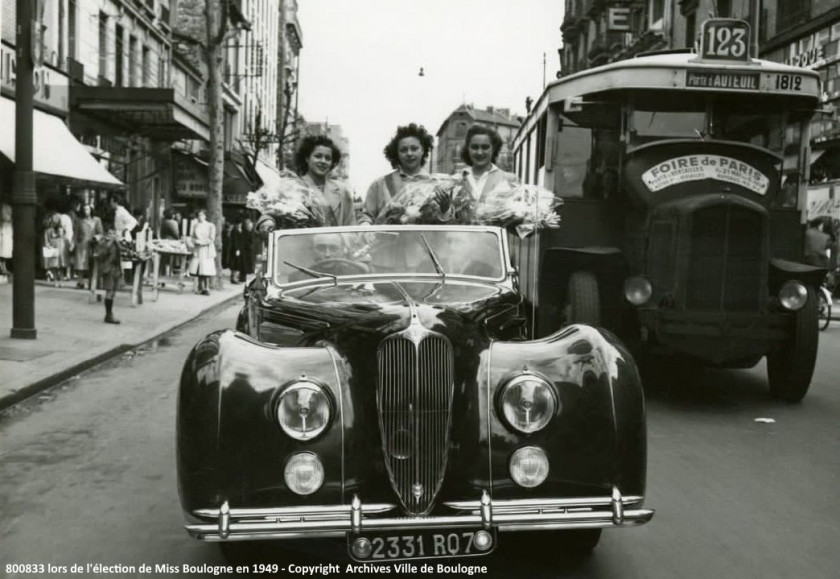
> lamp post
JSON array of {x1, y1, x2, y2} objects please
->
[{"x1": 11, "y1": 0, "x2": 38, "y2": 339}]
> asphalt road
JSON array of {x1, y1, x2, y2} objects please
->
[{"x1": 1, "y1": 302, "x2": 839, "y2": 579}]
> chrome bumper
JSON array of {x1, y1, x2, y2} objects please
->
[{"x1": 185, "y1": 487, "x2": 654, "y2": 542}]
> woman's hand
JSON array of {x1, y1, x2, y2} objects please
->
[{"x1": 434, "y1": 186, "x2": 452, "y2": 213}]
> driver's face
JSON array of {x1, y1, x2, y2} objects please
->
[{"x1": 313, "y1": 234, "x2": 343, "y2": 261}]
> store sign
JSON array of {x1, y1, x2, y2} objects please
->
[
  {"x1": 0, "y1": 42, "x2": 69, "y2": 112},
  {"x1": 174, "y1": 155, "x2": 208, "y2": 199},
  {"x1": 642, "y1": 155, "x2": 770, "y2": 194},
  {"x1": 686, "y1": 70, "x2": 759, "y2": 90},
  {"x1": 607, "y1": 8, "x2": 631, "y2": 32}
]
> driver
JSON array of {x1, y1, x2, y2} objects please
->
[{"x1": 288, "y1": 233, "x2": 368, "y2": 281}]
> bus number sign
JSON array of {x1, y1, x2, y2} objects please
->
[{"x1": 700, "y1": 19, "x2": 751, "y2": 61}]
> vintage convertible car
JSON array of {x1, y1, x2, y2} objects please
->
[{"x1": 177, "y1": 224, "x2": 653, "y2": 562}]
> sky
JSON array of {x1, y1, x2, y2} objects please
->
[{"x1": 295, "y1": 0, "x2": 565, "y2": 197}]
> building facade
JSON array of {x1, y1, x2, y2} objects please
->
[
  {"x1": 1, "y1": 0, "x2": 303, "y2": 227},
  {"x1": 434, "y1": 104, "x2": 521, "y2": 175}
]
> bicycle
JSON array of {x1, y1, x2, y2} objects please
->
[{"x1": 818, "y1": 268, "x2": 838, "y2": 331}]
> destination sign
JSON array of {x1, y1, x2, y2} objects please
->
[
  {"x1": 642, "y1": 155, "x2": 770, "y2": 194},
  {"x1": 686, "y1": 71, "x2": 759, "y2": 90}
]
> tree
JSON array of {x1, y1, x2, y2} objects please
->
[{"x1": 174, "y1": 0, "x2": 247, "y2": 289}]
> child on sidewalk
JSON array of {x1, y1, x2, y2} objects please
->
[{"x1": 93, "y1": 221, "x2": 123, "y2": 324}]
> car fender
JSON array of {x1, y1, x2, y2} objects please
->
[
  {"x1": 480, "y1": 324, "x2": 646, "y2": 498},
  {"x1": 177, "y1": 329, "x2": 349, "y2": 514}
]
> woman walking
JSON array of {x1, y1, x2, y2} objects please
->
[
  {"x1": 73, "y1": 203, "x2": 103, "y2": 289},
  {"x1": 189, "y1": 209, "x2": 217, "y2": 295}
]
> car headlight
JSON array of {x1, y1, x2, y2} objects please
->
[
  {"x1": 509, "y1": 446, "x2": 549, "y2": 488},
  {"x1": 624, "y1": 275, "x2": 653, "y2": 306},
  {"x1": 276, "y1": 380, "x2": 332, "y2": 441},
  {"x1": 284, "y1": 452, "x2": 324, "y2": 495},
  {"x1": 498, "y1": 374, "x2": 558, "y2": 433},
  {"x1": 778, "y1": 281, "x2": 807, "y2": 311}
]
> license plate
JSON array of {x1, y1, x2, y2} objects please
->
[{"x1": 349, "y1": 529, "x2": 496, "y2": 561}]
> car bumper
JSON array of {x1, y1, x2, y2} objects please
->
[{"x1": 185, "y1": 488, "x2": 654, "y2": 541}]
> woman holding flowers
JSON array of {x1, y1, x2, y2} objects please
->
[
  {"x1": 296, "y1": 135, "x2": 356, "y2": 227},
  {"x1": 363, "y1": 123, "x2": 436, "y2": 223}
]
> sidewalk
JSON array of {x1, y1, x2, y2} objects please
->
[{"x1": 0, "y1": 276, "x2": 242, "y2": 411}]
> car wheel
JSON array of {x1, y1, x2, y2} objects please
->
[
  {"x1": 767, "y1": 286, "x2": 819, "y2": 403},
  {"x1": 817, "y1": 289, "x2": 831, "y2": 331},
  {"x1": 566, "y1": 271, "x2": 600, "y2": 326}
]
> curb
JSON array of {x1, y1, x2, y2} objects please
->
[{"x1": 0, "y1": 293, "x2": 242, "y2": 412}]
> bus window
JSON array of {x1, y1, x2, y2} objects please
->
[
  {"x1": 628, "y1": 91, "x2": 706, "y2": 144},
  {"x1": 712, "y1": 99, "x2": 785, "y2": 155},
  {"x1": 552, "y1": 123, "x2": 591, "y2": 197}
]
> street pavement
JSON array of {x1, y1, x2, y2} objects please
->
[
  {"x1": 0, "y1": 275, "x2": 243, "y2": 411},
  {"x1": 1, "y1": 302, "x2": 838, "y2": 578}
]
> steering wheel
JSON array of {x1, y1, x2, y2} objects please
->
[{"x1": 311, "y1": 258, "x2": 369, "y2": 276}]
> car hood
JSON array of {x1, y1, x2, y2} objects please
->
[{"x1": 265, "y1": 279, "x2": 520, "y2": 340}]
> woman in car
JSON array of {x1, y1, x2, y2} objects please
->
[
  {"x1": 296, "y1": 135, "x2": 356, "y2": 227},
  {"x1": 362, "y1": 123, "x2": 436, "y2": 223}
]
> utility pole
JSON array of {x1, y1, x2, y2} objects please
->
[
  {"x1": 11, "y1": 0, "x2": 37, "y2": 339},
  {"x1": 749, "y1": 0, "x2": 761, "y2": 58},
  {"x1": 276, "y1": 0, "x2": 286, "y2": 170}
]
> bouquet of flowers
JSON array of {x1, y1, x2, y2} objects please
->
[
  {"x1": 473, "y1": 184, "x2": 562, "y2": 238},
  {"x1": 246, "y1": 172, "x2": 325, "y2": 229},
  {"x1": 375, "y1": 174, "x2": 471, "y2": 225}
]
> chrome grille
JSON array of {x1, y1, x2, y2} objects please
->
[{"x1": 377, "y1": 327, "x2": 454, "y2": 515}]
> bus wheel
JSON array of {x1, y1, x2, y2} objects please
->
[
  {"x1": 566, "y1": 271, "x2": 601, "y2": 326},
  {"x1": 767, "y1": 286, "x2": 819, "y2": 403}
]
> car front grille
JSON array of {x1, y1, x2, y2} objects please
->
[
  {"x1": 377, "y1": 327, "x2": 454, "y2": 515},
  {"x1": 686, "y1": 204, "x2": 765, "y2": 311}
]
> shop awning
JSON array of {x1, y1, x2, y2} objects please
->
[{"x1": 0, "y1": 97, "x2": 123, "y2": 188}]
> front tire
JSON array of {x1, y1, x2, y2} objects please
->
[
  {"x1": 767, "y1": 286, "x2": 819, "y2": 402},
  {"x1": 566, "y1": 271, "x2": 601, "y2": 326}
]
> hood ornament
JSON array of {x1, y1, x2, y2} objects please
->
[{"x1": 412, "y1": 483, "x2": 424, "y2": 500}]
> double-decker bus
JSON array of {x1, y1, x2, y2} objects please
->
[{"x1": 511, "y1": 19, "x2": 824, "y2": 402}]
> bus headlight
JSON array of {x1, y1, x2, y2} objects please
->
[
  {"x1": 779, "y1": 281, "x2": 807, "y2": 311},
  {"x1": 284, "y1": 452, "x2": 324, "y2": 495},
  {"x1": 498, "y1": 374, "x2": 558, "y2": 433},
  {"x1": 276, "y1": 380, "x2": 332, "y2": 441},
  {"x1": 510, "y1": 446, "x2": 549, "y2": 488},
  {"x1": 624, "y1": 276, "x2": 653, "y2": 306}
]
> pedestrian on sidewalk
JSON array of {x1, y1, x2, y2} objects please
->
[
  {"x1": 189, "y1": 209, "x2": 216, "y2": 295},
  {"x1": 94, "y1": 221, "x2": 124, "y2": 324},
  {"x1": 235, "y1": 218, "x2": 258, "y2": 283},
  {"x1": 73, "y1": 203, "x2": 102, "y2": 289},
  {"x1": 42, "y1": 215, "x2": 66, "y2": 287}
]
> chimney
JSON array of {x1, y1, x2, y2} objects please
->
[{"x1": 486, "y1": 106, "x2": 494, "y2": 114}]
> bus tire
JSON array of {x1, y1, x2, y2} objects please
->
[
  {"x1": 566, "y1": 271, "x2": 601, "y2": 326},
  {"x1": 767, "y1": 286, "x2": 819, "y2": 403}
]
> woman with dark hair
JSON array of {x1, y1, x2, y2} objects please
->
[
  {"x1": 363, "y1": 123, "x2": 435, "y2": 223},
  {"x1": 295, "y1": 134, "x2": 356, "y2": 226}
]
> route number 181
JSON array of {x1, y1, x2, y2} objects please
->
[{"x1": 700, "y1": 19, "x2": 751, "y2": 62}]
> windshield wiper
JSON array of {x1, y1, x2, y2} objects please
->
[
  {"x1": 419, "y1": 234, "x2": 446, "y2": 282},
  {"x1": 283, "y1": 261, "x2": 337, "y2": 286}
]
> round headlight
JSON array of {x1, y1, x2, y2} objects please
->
[
  {"x1": 499, "y1": 374, "x2": 558, "y2": 433},
  {"x1": 509, "y1": 446, "x2": 549, "y2": 488},
  {"x1": 779, "y1": 281, "x2": 807, "y2": 311},
  {"x1": 284, "y1": 452, "x2": 324, "y2": 495},
  {"x1": 276, "y1": 381, "x2": 332, "y2": 441},
  {"x1": 624, "y1": 275, "x2": 653, "y2": 306}
]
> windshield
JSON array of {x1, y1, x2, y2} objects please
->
[{"x1": 272, "y1": 227, "x2": 505, "y2": 285}]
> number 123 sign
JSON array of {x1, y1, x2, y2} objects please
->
[{"x1": 700, "y1": 19, "x2": 751, "y2": 61}]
